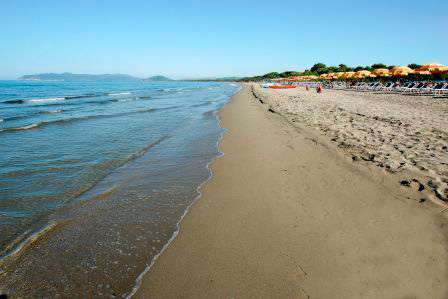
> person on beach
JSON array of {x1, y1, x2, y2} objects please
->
[{"x1": 316, "y1": 84, "x2": 322, "y2": 93}]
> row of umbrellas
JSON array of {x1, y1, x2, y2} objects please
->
[{"x1": 276, "y1": 64, "x2": 448, "y2": 81}]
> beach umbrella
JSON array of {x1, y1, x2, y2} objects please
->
[
  {"x1": 390, "y1": 66, "x2": 414, "y2": 77},
  {"x1": 413, "y1": 70, "x2": 431, "y2": 75},
  {"x1": 342, "y1": 72, "x2": 355, "y2": 79},
  {"x1": 390, "y1": 66, "x2": 414, "y2": 76},
  {"x1": 324, "y1": 73, "x2": 336, "y2": 79},
  {"x1": 391, "y1": 66, "x2": 413, "y2": 72},
  {"x1": 430, "y1": 66, "x2": 448, "y2": 74},
  {"x1": 354, "y1": 70, "x2": 372, "y2": 78},
  {"x1": 372, "y1": 68, "x2": 390, "y2": 77},
  {"x1": 416, "y1": 63, "x2": 446, "y2": 72}
]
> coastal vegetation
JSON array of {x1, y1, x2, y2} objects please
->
[{"x1": 239, "y1": 63, "x2": 448, "y2": 82}]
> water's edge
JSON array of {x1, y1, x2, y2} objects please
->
[{"x1": 126, "y1": 84, "x2": 242, "y2": 298}]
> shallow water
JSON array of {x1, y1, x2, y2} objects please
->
[{"x1": 0, "y1": 80, "x2": 239, "y2": 297}]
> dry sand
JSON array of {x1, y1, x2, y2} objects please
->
[
  {"x1": 252, "y1": 84, "x2": 448, "y2": 204},
  {"x1": 135, "y1": 85, "x2": 448, "y2": 298}
]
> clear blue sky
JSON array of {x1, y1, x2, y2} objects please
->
[{"x1": 1, "y1": 0, "x2": 447, "y2": 79}]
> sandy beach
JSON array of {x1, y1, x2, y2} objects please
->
[
  {"x1": 135, "y1": 85, "x2": 448, "y2": 298},
  {"x1": 252, "y1": 84, "x2": 448, "y2": 203}
]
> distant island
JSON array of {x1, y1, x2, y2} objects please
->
[
  {"x1": 18, "y1": 73, "x2": 142, "y2": 82},
  {"x1": 16, "y1": 73, "x2": 243, "y2": 83},
  {"x1": 18, "y1": 73, "x2": 174, "y2": 82}
]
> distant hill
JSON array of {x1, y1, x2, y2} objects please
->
[
  {"x1": 143, "y1": 75, "x2": 173, "y2": 81},
  {"x1": 18, "y1": 73, "x2": 141, "y2": 82}
]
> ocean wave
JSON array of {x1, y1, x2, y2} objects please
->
[
  {"x1": 12, "y1": 124, "x2": 40, "y2": 131},
  {"x1": 0, "y1": 106, "x2": 182, "y2": 133},
  {"x1": 3, "y1": 115, "x2": 29, "y2": 121},
  {"x1": 2, "y1": 109, "x2": 66, "y2": 122},
  {"x1": 0, "y1": 133, "x2": 171, "y2": 265},
  {"x1": 4, "y1": 99, "x2": 27, "y2": 104},
  {"x1": 107, "y1": 92, "x2": 131, "y2": 96},
  {"x1": 190, "y1": 101, "x2": 213, "y2": 108},
  {"x1": 2, "y1": 92, "x2": 147, "y2": 108},
  {"x1": 27, "y1": 97, "x2": 65, "y2": 103},
  {"x1": 64, "y1": 93, "x2": 99, "y2": 100},
  {"x1": 202, "y1": 109, "x2": 217, "y2": 117},
  {"x1": 2, "y1": 91, "x2": 133, "y2": 105},
  {"x1": 3, "y1": 97, "x2": 65, "y2": 104},
  {"x1": 46, "y1": 109, "x2": 64, "y2": 114},
  {"x1": 158, "y1": 87, "x2": 195, "y2": 93},
  {"x1": 86, "y1": 99, "x2": 119, "y2": 105},
  {"x1": 0, "y1": 222, "x2": 59, "y2": 266},
  {"x1": 125, "y1": 135, "x2": 170, "y2": 165}
]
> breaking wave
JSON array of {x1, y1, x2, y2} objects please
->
[{"x1": 0, "y1": 108, "x2": 163, "y2": 133}]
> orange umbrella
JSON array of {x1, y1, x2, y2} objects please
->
[
  {"x1": 416, "y1": 63, "x2": 445, "y2": 72},
  {"x1": 342, "y1": 72, "x2": 355, "y2": 79},
  {"x1": 354, "y1": 70, "x2": 372, "y2": 78},
  {"x1": 391, "y1": 66, "x2": 414, "y2": 76},
  {"x1": 372, "y1": 68, "x2": 390, "y2": 77},
  {"x1": 413, "y1": 70, "x2": 431, "y2": 75},
  {"x1": 300, "y1": 75, "x2": 318, "y2": 80},
  {"x1": 324, "y1": 73, "x2": 337, "y2": 79},
  {"x1": 430, "y1": 66, "x2": 448, "y2": 74}
]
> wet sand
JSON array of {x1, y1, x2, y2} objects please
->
[{"x1": 135, "y1": 85, "x2": 448, "y2": 298}]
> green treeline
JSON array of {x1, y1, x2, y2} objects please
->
[{"x1": 239, "y1": 63, "x2": 423, "y2": 82}]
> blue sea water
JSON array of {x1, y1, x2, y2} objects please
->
[{"x1": 0, "y1": 80, "x2": 240, "y2": 297}]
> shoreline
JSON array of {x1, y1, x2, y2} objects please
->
[
  {"x1": 126, "y1": 86, "x2": 242, "y2": 298},
  {"x1": 0, "y1": 82, "x2": 240, "y2": 298},
  {"x1": 135, "y1": 85, "x2": 448, "y2": 298}
]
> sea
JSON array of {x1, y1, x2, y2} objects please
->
[{"x1": 0, "y1": 79, "x2": 240, "y2": 297}]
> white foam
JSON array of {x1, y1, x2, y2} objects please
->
[
  {"x1": 16, "y1": 123, "x2": 39, "y2": 130},
  {"x1": 109, "y1": 92, "x2": 131, "y2": 96},
  {"x1": 27, "y1": 97, "x2": 64, "y2": 103},
  {"x1": 0, "y1": 222, "x2": 58, "y2": 267},
  {"x1": 47, "y1": 109, "x2": 63, "y2": 114}
]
